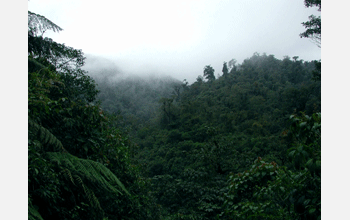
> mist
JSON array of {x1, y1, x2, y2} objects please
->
[
  {"x1": 29, "y1": 0, "x2": 321, "y2": 83},
  {"x1": 82, "y1": 54, "x2": 181, "y2": 84}
]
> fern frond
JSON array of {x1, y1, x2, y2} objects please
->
[
  {"x1": 28, "y1": 119, "x2": 66, "y2": 152},
  {"x1": 28, "y1": 11, "x2": 63, "y2": 37},
  {"x1": 61, "y1": 168, "x2": 75, "y2": 185},
  {"x1": 48, "y1": 152, "x2": 130, "y2": 196},
  {"x1": 28, "y1": 199, "x2": 44, "y2": 220},
  {"x1": 76, "y1": 175, "x2": 103, "y2": 211}
]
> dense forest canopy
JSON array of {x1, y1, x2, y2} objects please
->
[
  {"x1": 27, "y1": 0, "x2": 321, "y2": 219},
  {"x1": 89, "y1": 52, "x2": 320, "y2": 219}
]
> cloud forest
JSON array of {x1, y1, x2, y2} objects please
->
[{"x1": 28, "y1": 0, "x2": 321, "y2": 219}]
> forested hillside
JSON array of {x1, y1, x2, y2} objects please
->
[
  {"x1": 91, "y1": 70, "x2": 182, "y2": 135},
  {"x1": 91, "y1": 52, "x2": 321, "y2": 219},
  {"x1": 28, "y1": 0, "x2": 321, "y2": 219}
]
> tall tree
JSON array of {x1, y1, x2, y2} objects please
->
[
  {"x1": 203, "y1": 65, "x2": 215, "y2": 81},
  {"x1": 222, "y1": 62, "x2": 228, "y2": 77},
  {"x1": 228, "y1": 58, "x2": 237, "y2": 73}
]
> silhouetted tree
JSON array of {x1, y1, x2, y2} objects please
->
[
  {"x1": 222, "y1": 62, "x2": 228, "y2": 77},
  {"x1": 203, "y1": 65, "x2": 215, "y2": 81}
]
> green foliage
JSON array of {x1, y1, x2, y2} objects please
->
[
  {"x1": 74, "y1": 53, "x2": 320, "y2": 219},
  {"x1": 125, "y1": 53, "x2": 320, "y2": 218},
  {"x1": 303, "y1": 0, "x2": 321, "y2": 10},
  {"x1": 47, "y1": 152, "x2": 129, "y2": 196},
  {"x1": 224, "y1": 158, "x2": 284, "y2": 219},
  {"x1": 223, "y1": 113, "x2": 320, "y2": 220},
  {"x1": 29, "y1": 119, "x2": 131, "y2": 219},
  {"x1": 222, "y1": 62, "x2": 228, "y2": 77},
  {"x1": 92, "y1": 73, "x2": 182, "y2": 135},
  {"x1": 28, "y1": 10, "x2": 161, "y2": 220},
  {"x1": 28, "y1": 3, "x2": 321, "y2": 219},
  {"x1": 28, "y1": 119, "x2": 65, "y2": 152},
  {"x1": 203, "y1": 65, "x2": 215, "y2": 81},
  {"x1": 29, "y1": 198, "x2": 44, "y2": 220},
  {"x1": 300, "y1": 15, "x2": 321, "y2": 47},
  {"x1": 288, "y1": 113, "x2": 321, "y2": 172},
  {"x1": 300, "y1": 0, "x2": 321, "y2": 47},
  {"x1": 311, "y1": 60, "x2": 321, "y2": 81}
]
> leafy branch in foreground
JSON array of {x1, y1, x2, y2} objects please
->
[
  {"x1": 300, "y1": 0, "x2": 321, "y2": 48},
  {"x1": 223, "y1": 113, "x2": 320, "y2": 220}
]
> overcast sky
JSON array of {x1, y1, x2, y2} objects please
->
[{"x1": 28, "y1": 0, "x2": 321, "y2": 83}]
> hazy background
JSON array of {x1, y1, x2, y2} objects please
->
[{"x1": 28, "y1": 0, "x2": 321, "y2": 82}]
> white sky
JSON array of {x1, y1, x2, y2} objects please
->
[{"x1": 28, "y1": 0, "x2": 321, "y2": 83}]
